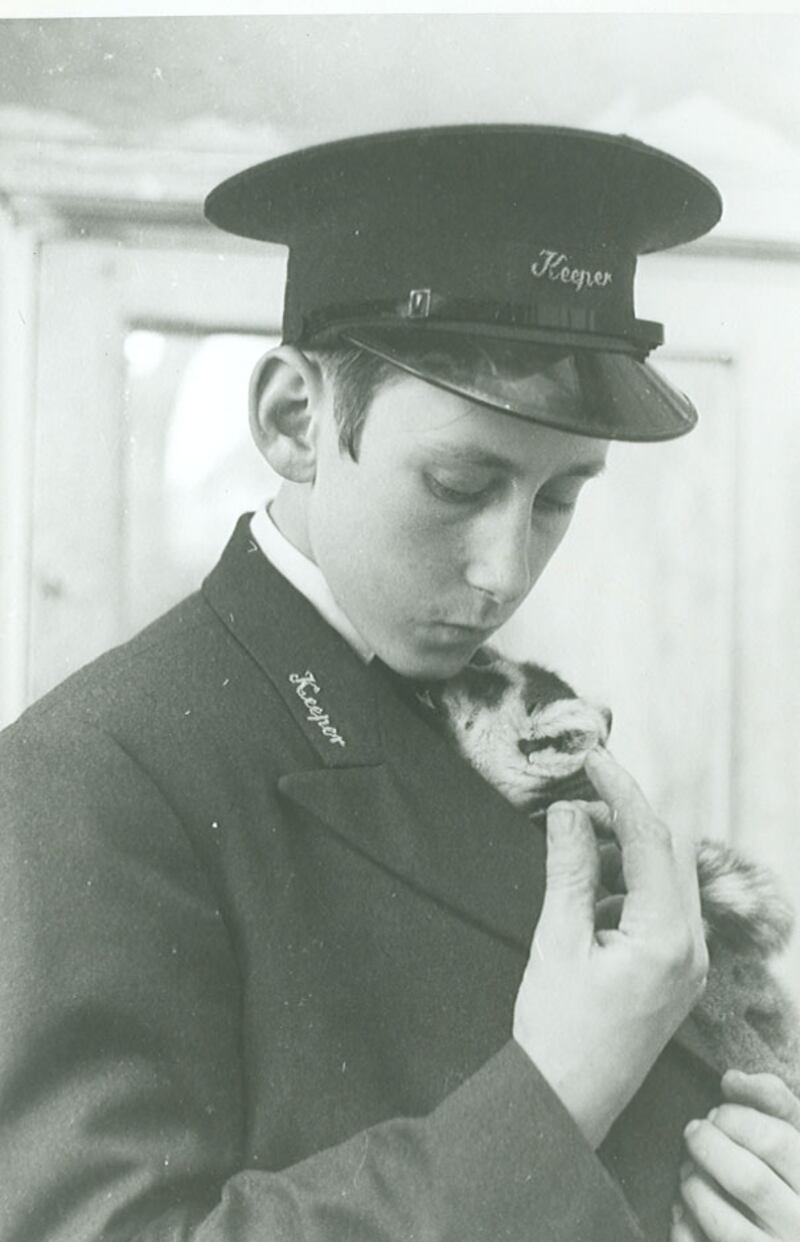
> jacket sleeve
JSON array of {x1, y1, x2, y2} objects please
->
[{"x1": 0, "y1": 718, "x2": 646, "y2": 1242}]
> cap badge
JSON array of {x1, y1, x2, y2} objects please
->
[
  {"x1": 289, "y1": 670, "x2": 346, "y2": 747},
  {"x1": 407, "y1": 288, "x2": 433, "y2": 319},
  {"x1": 530, "y1": 249, "x2": 613, "y2": 293}
]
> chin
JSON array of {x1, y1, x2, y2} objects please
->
[{"x1": 378, "y1": 640, "x2": 482, "y2": 682}]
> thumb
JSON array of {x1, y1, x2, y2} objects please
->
[{"x1": 535, "y1": 803, "x2": 599, "y2": 955}]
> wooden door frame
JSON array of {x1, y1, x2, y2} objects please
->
[{"x1": 0, "y1": 130, "x2": 276, "y2": 727}]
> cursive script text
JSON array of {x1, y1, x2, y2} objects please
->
[
  {"x1": 289, "y1": 671, "x2": 347, "y2": 747},
  {"x1": 530, "y1": 249, "x2": 613, "y2": 293}
]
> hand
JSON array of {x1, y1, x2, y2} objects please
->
[
  {"x1": 513, "y1": 748, "x2": 708, "y2": 1148},
  {"x1": 672, "y1": 1070, "x2": 800, "y2": 1241}
]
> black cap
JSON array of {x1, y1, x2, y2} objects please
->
[{"x1": 205, "y1": 125, "x2": 722, "y2": 441}]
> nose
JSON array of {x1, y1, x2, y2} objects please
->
[{"x1": 464, "y1": 503, "x2": 538, "y2": 606}]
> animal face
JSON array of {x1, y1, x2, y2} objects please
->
[{"x1": 434, "y1": 651, "x2": 611, "y2": 808}]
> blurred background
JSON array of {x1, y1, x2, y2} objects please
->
[{"x1": 1, "y1": 13, "x2": 799, "y2": 995}]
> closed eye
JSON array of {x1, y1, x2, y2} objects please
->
[
  {"x1": 424, "y1": 472, "x2": 496, "y2": 504},
  {"x1": 426, "y1": 477, "x2": 489, "y2": 503},
  {"x1": 533, "y1": 482, "x2": 588, "y2": 516},
  {"x1": 533, "y1": 463, "x2": 606, "y2": 517},
  {"x1": 533, "y1": 493, "x2": 578, "y2": 516}
]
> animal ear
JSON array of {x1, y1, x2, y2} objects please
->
[
  {"x1": 457, "y1": 664, "x2": 511, "y2": 706},
  {"x1": 469, "y1": 644, "x2": 503, "y2": 670}
]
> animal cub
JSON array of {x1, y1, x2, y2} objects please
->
[{"x1": 424, "y1": 647, "x2": 800, "y2": 1092}]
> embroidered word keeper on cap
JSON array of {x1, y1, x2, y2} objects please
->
[{"x1": 204, "y1": 125, "x2": 723, "y2": 441}]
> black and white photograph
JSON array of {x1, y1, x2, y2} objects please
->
[{"x1": 1, "y1": 9, "x2": 799, "y2": 1241}]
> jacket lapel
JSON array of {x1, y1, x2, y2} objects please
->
[
  {"x1": 279, "y1": 674, "x2": 547, "y2": 952},
  {"x1": 203, "y1": 516, "x2": 545, "y2": 952}
]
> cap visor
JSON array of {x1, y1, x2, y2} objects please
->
[{"x1": 341, "y1": 327, "x2": 697, "y2": 443}]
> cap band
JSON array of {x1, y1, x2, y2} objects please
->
[{"x1": 298, "y1": 296, "x2": 664, "y2": 354}]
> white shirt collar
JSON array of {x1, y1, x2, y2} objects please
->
[{"x1": 250, "y1": 506, "x2": 374, "y2": 664}]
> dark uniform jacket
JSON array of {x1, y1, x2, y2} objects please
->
[{"x1": 0, "y1": 515, "x2": 719, "y2": 1242}]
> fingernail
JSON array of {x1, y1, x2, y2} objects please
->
[
  {"x1": 708, "y1": 1107, "x2": 718, "y2": 1123},
  {"x1": 671, "y1": 1202, "x2": 684, "y2": 1224},
  {"x1": 684, "y1": 1120, "x2": 700, "y2": 1138},
  {"x1": 680, "y1": 1160, "x2": 693, "y2": 1181}
]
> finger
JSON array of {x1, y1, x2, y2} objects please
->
[
  {"x1": 583, "y1": 747, "x2": 653, "y2": 827},
  {"x1": 584, "y1": 748, "x2": 701, "y2": 929},
  {"x1": 685, "y1": 1117, "x2": 800, "y2": 1238},
  {"x1": 584, "y1": 748, "x2": 695, "y2": 870},
  {"x1": 722, "y1": 1071, "x2": 800, "y2": 1131},
  {"x1": 670, "y1": 1199, "x2": 709, "y2": 1242},
  {"x1": 535, "y1": 802, "x2": 598, "y2": 955},
  {"x1": 679, "y1": 1167, "x2": 767, "y2": 1242},
  {"x1": 558, "y1": 801, "x2": 624, "y2": 892},
  {"x1": 710, "y1": 1103, "x2": 800, "y2": 1193},
  {"x1": 571, "y1": 799, "x2": 616, "y2": 838},
  {"x1": 551, "y1": 801, "x2": 622, "y2": 888}
]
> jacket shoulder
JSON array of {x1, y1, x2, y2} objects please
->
[{"x1": 2, "y1": 587, "x2": 309, "y2": 804}]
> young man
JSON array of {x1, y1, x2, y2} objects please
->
[{"x1": 1, "y1": 126, "x2": 799, "y2": 1242}]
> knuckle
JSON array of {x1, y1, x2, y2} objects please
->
[
  {"x1": 645, "y1": 931, "x2": 708, "y2": 1004},
  {"x1": 546, "y1": 869, "x2": 595, "y2": 899},
  {"x1": 644, "y1": 941, "x2": 678, "y2": 978},
  {"x1": 712, "y1": 1103, "x2": 739, "y2": 1135},
  {"x1": 739, "y1": 1165, "x2": 772, "y2": 1212},
  {"x1": 757, "y1": 1120, "x2": 787, "y2": 1163},
  {"x1": 657, "y1": 928, "x2": 696, "y2": 973},
  {"x1": 680, "y1": 1171, "x2": 702, "y2": 1201},
  {"x1": 649, "y1": 817, "x2": 672, "y2": 849},
  {"x1": 727, "y1": 1222, "x2": 759, "y2": 1242},
  {"x1": 625, "y1": 811, "x2": 669, "y2": 848}
]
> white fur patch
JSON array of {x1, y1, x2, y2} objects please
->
[
  {"x1": 441, "y1": 664, "x2": 609, "y2": 809},
  {"x1": 697, "y1": 840, "x2": 795, "y2": 954}
]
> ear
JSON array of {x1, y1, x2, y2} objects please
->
[{"x1": 249, "y1": 345, "x2": 326, "y2": 482}]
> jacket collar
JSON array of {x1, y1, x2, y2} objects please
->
[
  {"x1": 202, "y1": 515, "x2": 545, "y2": 950},
  {"x1": 203, "y1": 514, "x2": 383, "y2": 769}
]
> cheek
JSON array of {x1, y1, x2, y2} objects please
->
[
  {"x1": 363, "y1": 504, "x2": 467, "y2": 604},
  {"x1": 527, "y1": 512, "x2": 575, "y2": 575},
  {"x1": 309, "y1": 464, "x2": 460, "y2": 603}
]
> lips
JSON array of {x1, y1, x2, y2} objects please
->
[
  {"x1": 433, "y1": 618, "x2": 500, "y2": 634},
  {"x1": 433, "y1": 623, "x2": 497, "y2": 642}
]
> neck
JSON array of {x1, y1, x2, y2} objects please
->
[{"x1": 269, "y1": 482, "x2": 314, "y2": 560}]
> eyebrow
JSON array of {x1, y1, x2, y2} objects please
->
[{"x1": 422, "y1": 445, "x2": 607, "y2": 479}]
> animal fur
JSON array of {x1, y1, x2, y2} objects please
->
[{"x1": 425, "y1": 648, "x2": 800, "y2": 1093}]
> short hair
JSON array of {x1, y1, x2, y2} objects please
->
[
  {"x1": 308, "y1": 344, "x2": 404, "y2": 460},
  {"x1": 310, "y1": 335, "x2": 567, "y2": 460}
]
